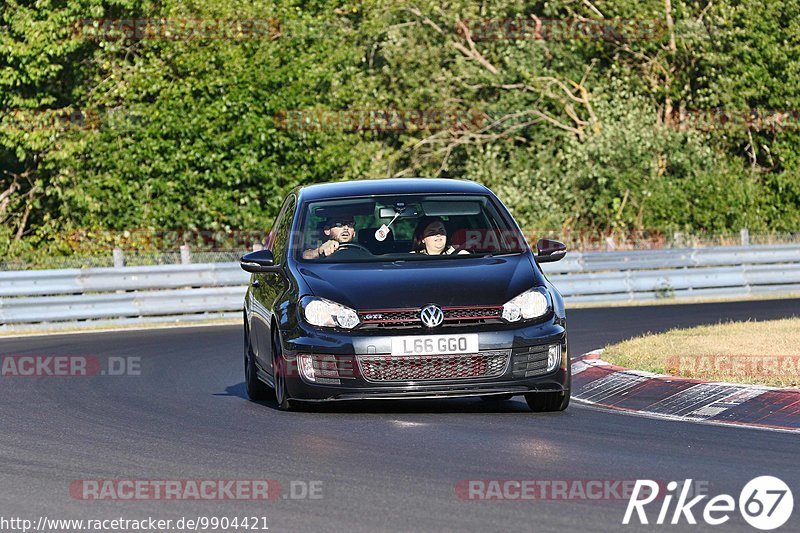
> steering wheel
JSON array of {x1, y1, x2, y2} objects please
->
[{"x1": 336, "y1": 243, "x2": 372, "y2": 253}]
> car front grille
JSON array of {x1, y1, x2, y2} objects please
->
[
  {"x1": 357, "y1": 350, "x2": 510, "y2": 382},
  {"x1": 358, "y1": 306, "x2": 503, "y2": 329}
]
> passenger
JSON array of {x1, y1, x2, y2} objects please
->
[
  {"x1": 303, "y1": 216, "x2": 356, "y2": 259},
  {"x1": 411, "y1": 217, "x2": 468, "y2": 255}
]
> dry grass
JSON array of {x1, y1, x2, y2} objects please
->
[{"x1": 602, "y1": 318, "x2": 800, "y2": 388}]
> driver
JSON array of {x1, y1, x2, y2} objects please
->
[{"x1": 302, "y1": 216, "x2": 356, "y2": 259}]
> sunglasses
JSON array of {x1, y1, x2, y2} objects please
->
[
  {"x1": 329, "y1": 220, "x2": 354, "y2": 228},
  {"x1": 423, "y1": 224, "x2": 446, "y2": 237}
]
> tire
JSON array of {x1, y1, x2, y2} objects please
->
[
  {"x1": 480, "y1": 394, "x2": 514, "y2": 402},
  {"x1": 272, "y1": 332, "x2": 295, "y2": 411},
  {"x1": 524, "y1": 390, "x2": 570, "y2": 412},
  {"x1": 526, "y1": 340, "x2": 571, "y2": 412},
  {"x1": 244, "y1": 319, "x2": 272, "y2": 401}
]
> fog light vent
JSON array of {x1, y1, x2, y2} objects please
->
[
  {"x1": 512, "y1": 344, "x2": 561, "y2": 377},
  {"x1": 297, "y1": 354, "x2": 355, "y2": 384},
  {"x1": 547, "y1": 344, "x2": 561, "y2": 372}
]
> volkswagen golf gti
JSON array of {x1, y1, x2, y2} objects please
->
[{"x1": 240, "y1": 178, "x2": 570, "y2": 411}]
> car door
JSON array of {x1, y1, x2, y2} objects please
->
[{"x1": 252, "y1": 194, "x2": 296, "y2": 374}]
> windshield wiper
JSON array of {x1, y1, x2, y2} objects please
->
[{"x1": 474, "y1": 251, "x2": 522, "y2": 258}]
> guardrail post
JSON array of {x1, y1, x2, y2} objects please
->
[
  {"x1": 741, "y1": 228, "x2": 750, "y2": 246},
  {"x1": 112, "y1": 248, "x2": 125, "y2": 268},
  {"x1": 180, "y1": 245, "x2": 191, "y2": 264}
]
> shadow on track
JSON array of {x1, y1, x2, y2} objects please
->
[
  {"x1": 220, "y1": 381, "x2": 574, "y2": 415},
  {"x1": 215, "y1": 382, "x2": 248, "y2": 399}
]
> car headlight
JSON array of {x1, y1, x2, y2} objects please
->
[
  {"x1": 502, "y1": 287, "x2": 551, "y2": 322},
  {"x1": 300, "y1": 297, "x2": 360, "y2": 329}
]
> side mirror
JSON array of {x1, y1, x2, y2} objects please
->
[
  {"x1": 240, "y1": 250, "x2": 280, "y2": 273},
  {"x1": 535, "y1": 238, "x2": 567, "y2": 263}
]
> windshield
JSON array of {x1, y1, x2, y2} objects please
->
[{"x1": 294, "y1": 193, "x2": 528, "y2": 263}]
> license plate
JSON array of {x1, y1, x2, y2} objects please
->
[{"x1": 390, "y1": 334, "x2": 479, "y2": 356}]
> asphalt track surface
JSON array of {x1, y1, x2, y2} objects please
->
[{"x1": 1, "y1": 299, "x2": 799, "y2": 532}]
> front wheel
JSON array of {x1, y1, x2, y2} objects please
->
[
  {"x1": 272, "y1": 333, "x2": 296, "y2": 411},
  {"x1": 524, "y1": 390, "x2": 570, "y2": 412},
  {"x1": 244, "y1": 320, "x2": 272, "y2": 401}
]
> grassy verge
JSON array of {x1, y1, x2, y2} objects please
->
[
  {"x1": 0, "y1": 318, "x2": 239, "y2": 337},
  {"x1": 602, "y1": 318, "x2": 800, "y2": 388}
]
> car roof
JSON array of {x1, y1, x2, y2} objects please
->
[{"x1": 296, "y1": 178, "x2": 491, "y2": 203}]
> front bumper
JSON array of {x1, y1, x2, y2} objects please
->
[{"x1": 277, "y1": 318, "x2": 569, "y2": 402}]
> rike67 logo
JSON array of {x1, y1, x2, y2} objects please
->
[{"x1": 624, "y1": 476, "x2": 793, "y2": 530}]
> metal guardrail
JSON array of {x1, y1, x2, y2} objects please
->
[
  {"x1": 1, "y1": 244, "x2": 799, "y2": 326},
  {"x1": 542, "y1": 243, "x2": 800, "y2": 273},
  {"x1": 540, "y1": 244, "x2": 800, "y2": 303},
  {"x1": 0, "y1": 263, "x2": 246, "y2": 297},
  {"x1": 0, "y1": 264, "x2": 248, "y2": 325}
]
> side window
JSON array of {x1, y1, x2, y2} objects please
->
[
  {"x1": 271, "y1": 196, "x2": 296, "y2": 262},
  {"x1": 265, "y1": 202, "x2": 286, "y2": 250}
]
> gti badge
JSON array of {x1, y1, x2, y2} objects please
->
[{"x1": 420, "y1": 305, "x2": 444, "y2": 328}]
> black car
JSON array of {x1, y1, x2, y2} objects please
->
[{"x1": 240, "y1": 178, "x2": 569, "y2": 411}]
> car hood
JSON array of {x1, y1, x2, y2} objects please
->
[{"x1": 296, "y1": 254, "x2": 541, "y2": 310}]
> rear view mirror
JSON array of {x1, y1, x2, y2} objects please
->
[
  {"x1": 378, "y1": 207, "x2": 419, "y2": 218},
  {"x1": 240, "y1": 250, "x2": 281, "y2": 273},
  {"x1": 535, "y1": 239, "x2": 566, "y2": 263}
]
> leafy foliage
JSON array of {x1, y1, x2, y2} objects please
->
[{"x1": 2, "y1": 0, "x2": 799, "y2": 259}]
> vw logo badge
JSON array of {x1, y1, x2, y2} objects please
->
[{"x1": 420, "y1": 305, "x2": 444, "y2": 328}]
